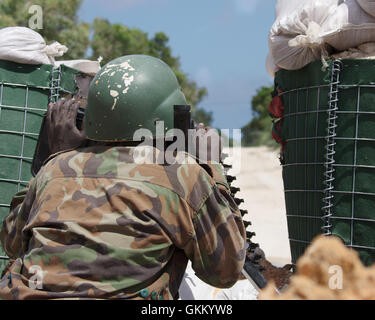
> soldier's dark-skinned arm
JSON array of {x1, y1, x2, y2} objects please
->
[
  {"x1": 46, "y1": 98, "x2": 87, "y2": 155},
  {"x1": 0, "y1": 99, "x2": 87, "y2": 259},
  {"x1": 194, "y1": 123, "x2": 229, "y2": 191},
  {"x1": 183, "y1": 125, "x2": 247, "y2": 288}
]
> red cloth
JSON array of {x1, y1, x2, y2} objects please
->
[
  {"x1": 268, "y1": 94, "x2": 284, "y2": 119},
  {"x1": 271, "y1": 119, "x2": 286, "y2": 152},
  {"x1": 272, "y1": 119, "x2": 283, "y2": 144}
]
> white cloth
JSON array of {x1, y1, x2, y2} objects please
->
[
  {"x1": 269, "y1": 0, "x2": 339, "y2": 71},
  {"x1": 265, "y1": 52, "x2": 279, "y2": 78},
  {"x1": 0, "y1": 27, "x2": 68, "y2": 65},
  {"x1": 54, "y1": 59, "x2": 102, "y2": 75},
  {"x1": 358, "y1": 0, "x2": 375, "y2": 17},
  {"x1": 178, "y1": 262, "x2": 259, "y2": 300},
  {"x1": 323, "y1": 0, "x2": 375, "y2": 51},
  {"x1": 332, "y1": 42, "x2": 375, "y2": 59},
  {"x1": 268, "y1": 0, "x2": 375, "y2": 71}
]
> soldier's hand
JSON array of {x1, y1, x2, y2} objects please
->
[
  {"x1": 46, "y1": 98, "x2": 86, "y2": 155},
  {"x1": 195, "y1": 123, "x2": 222, "y2": 163}
]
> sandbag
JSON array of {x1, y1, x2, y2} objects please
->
[
  {"x1": 265, "y1": 53, "x2": 279, "y2": 77},
  {"x1": 357, "y1": 0, "x2": 375, "y2": 18},
  {"x1": 322, "y1": 0, "x2": 375, "y2": 51},
  {"x1": 269, "y1": 0, "x2": 375, "y2": 71},
  {"x1": 332, "y1": 42, "x2": 375, "y2": 59},
  {"x1": 55, "y1": 59, "x2": 102, "y2": 76},
  {"x1": 0, "y1": 27, "x2": 67, "y2": 65},
  {"x1": 269, "y1": 0, "x2": 339, "y2": 71}
]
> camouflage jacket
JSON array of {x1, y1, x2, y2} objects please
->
[{"x1": 0, "y1": 146, "x2": 246, "y2": 300}]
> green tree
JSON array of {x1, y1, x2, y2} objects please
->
[
  {"x1": 192, "y1": 108, "x2": 213, "y2": 125},
  {"x1": 242, "y1": 85, "x2": 277, "y2": 147},
  {"x1": 90, "y1": 19, "x2": 150, "y2": 63},
  {"x1": 0, "y1": 0, "x2": 90, "y2": 59}
]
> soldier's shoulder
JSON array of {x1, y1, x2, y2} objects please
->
[
  {"x1": 154, "y1": 152, "x2": 218, "y2": 212},
  {"x1": 38, "y1": 146, "x2": 218, "y2": 211},
  {"x1": 36, "y1": 145, "x2": 113, "y2": 182}
]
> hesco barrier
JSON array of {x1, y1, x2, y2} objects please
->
[
  {"x1": 276, "y1": 59, "x2": 375, "y2": 267},
  {"x1": 0, "y1": 60, "x2": 80, "y2": 273}
]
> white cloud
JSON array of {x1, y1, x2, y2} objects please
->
[{"x1": 234, "y1": 0, "x2": 261, "y2": 15}]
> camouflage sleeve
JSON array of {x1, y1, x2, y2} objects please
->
[
  {"x1": 200, "y1": 162, "x2": 230, "y2": 191},
  {"x1": 184, "y1": 163, "x2": 246, "y2": 289},
  {"x1": 0, "y1": 179, "x2": 36, "y2": 259}
]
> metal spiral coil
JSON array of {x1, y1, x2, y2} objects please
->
[
  {"x1": 322, "y1": 60, "x2": 342, "y2": 235},
  {"x1": 50, "y1": 66, "x2": 62, "y2": 104}
]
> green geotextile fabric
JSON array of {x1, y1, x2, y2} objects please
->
[
  {"x1": 0, "y1": 60, "x2": 79, "y2": 266},
  {"x1": 276, "y1": 59, "x2": 375, "y2": 266}
]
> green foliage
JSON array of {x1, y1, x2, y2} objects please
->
[
  {"x1": 90, "y1": 19, "x2": 149, "y2": 63},
  {"x1": 0, "y1": 1, "x2": 211, "y2": 124},
  {"x1": 0, "y1": 0, "x2": 90, "y2": 59},
  {"x1": 242, "y1": 85, "x2": 277, "y2": 147},
  {"x1": 192, "y1": 107, "x2": 213, "y2": 125}
]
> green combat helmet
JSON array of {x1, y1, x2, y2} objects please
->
[{"x1": 84, "y1": 54, "x2": 188, "y2": 141}]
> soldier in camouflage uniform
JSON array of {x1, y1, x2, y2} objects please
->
[{"x1": 0, "y1": 55, "x2": 246, "y2": 300}]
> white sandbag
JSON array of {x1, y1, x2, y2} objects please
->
[
  {"x1": 269, "y1": 0, "x2": 339, "y2": 71},
  {"x1": 332, "y1": 42, "x2": 375, "y2": 59},
  {"x1": 55, "y1": 59, "x2": 102, "y2": 76},
  {"x1": 357, "y1": 0, "x2": 375, "y2": 18},
  {"x1": 322, "y1": 0, "x2": 375, "y2": 51},
  {"x1": 265, "y1": 52, "x2": 279, "y2": 78},
  {"x1": 0, "y1": 27, "x2": 67, "y2": 65}
]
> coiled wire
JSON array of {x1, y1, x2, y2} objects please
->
[{"x1": 322, "y1": 60, "x2": 342, "y2": 235}]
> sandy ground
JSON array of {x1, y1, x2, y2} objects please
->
[{"x1": 224, "y1": 146, "x2": 292, "y2": 267}]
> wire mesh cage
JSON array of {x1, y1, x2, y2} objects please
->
[
  {"x1": 0, "y1": 60, "x2": 80, "y2": 274},
  {"x1": 276, "y1": 59, "x2": 375, "y2": 267}
]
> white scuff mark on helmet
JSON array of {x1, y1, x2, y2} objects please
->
[
  {"x1": 110, "y1": 90, "x2": 119, "y2": 98},
  {"x1": 97, "y1": 67, "x2": 113, "y2": 78},
  {"x1": 123, "y1": 74, "x2": 134, "y2": 87},
  {"x1": 105, "y1": 63, "x2": 117, "y2": 69},
  {"x1": 120, "y1": 60, "x2": 135, "y2": 71},
  {"x1": 111, "y1": 97, "x2": 119, "y2": 111},
  {"x1": 97, "y1": 59, "x2": 136, "y2": 95},
  {"x1": 110, "y1": 90, "x2": 120, "y2": 110}
]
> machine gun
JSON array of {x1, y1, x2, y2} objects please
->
[{"x1": 221, "y1": 154, "x2": 270, "y2": 291}]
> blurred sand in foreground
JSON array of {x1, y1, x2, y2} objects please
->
[
  {"x1": 224, "y1": 146, "x2": 291, "y2": 266},
  {"x1": 259, "y1": 236, "x2": 375, "y2": 300}
]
